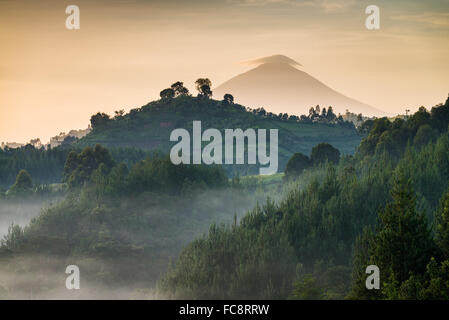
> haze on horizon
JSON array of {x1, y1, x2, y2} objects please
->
[{"x1": 0, "y1": 0, "x2": 448, "y2": 144}]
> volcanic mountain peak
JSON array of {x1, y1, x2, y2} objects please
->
[
  {"x1": 215, "y1": 55, "x2": 387, "y2": 117},
  {"x1": 243, "y1": 54, "x2": 302, "y2": 67}
]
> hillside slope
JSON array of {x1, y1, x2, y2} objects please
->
[
  {"x1": 214, "y1": 57, "x2": 386, "y2": 117},
  {"x1": 78, "y1": 95, "x2": 363, "y2": 175}
]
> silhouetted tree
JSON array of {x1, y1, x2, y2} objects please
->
[
  {"x1": 90, "y1": 112, "x2": 111, "y2": 129},
  {"x1": 114, "y1": 109, "x2": 125, "y2": 118},
  {"x1": 321, "y1": 107, "x2": 327, "y2": 118},
  {"x1": 223, "y1": 94, "x2": 234, "y2": 105},
  {"x1": 327, "y1": 106, "x2": 336, "y2": 121},
  {"x1": 195, "y1": 78, "x2": 212, "y2": 98},
  {"x1": 171, "y1": 81, "x2": 189, "y2": 97},
  {"x1": 160, "y1": 88, "x2": 175, "y2": 100},
  {"x1": 309, "y1": 107, "x2": 316, "y2": 118}
]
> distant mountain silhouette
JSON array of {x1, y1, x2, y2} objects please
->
[{"x1": 214, "y1": 55, "x2": 386, "y2": 117}]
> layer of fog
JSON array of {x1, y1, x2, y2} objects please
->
[
  {"x1": 0, "y1": 255, "x2": 166, "y2": 299},
  {"x1": 0, "y1": 198, "x2": 62, "y2": 238}
]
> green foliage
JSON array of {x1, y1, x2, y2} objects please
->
[
  {"x1": 0, "y1": 145, "x2": 67, "y2": 188},
  {"x1": 436, "y1": 188, "x2": 449, "y2": 258},
  {"x1": 64, "y1": 145, "x2": 115, "y2": 188},
  {"x1": 223, "y1": 94, "x2": 234, "y2": 105},
  {"x1": 349, "y1": 171, "x2": 449, "y2": 299},
  {"x1": 160, "y1": 203, "x2": 298, "y2": 299},
  {"x1": 284, "y1": 152, "x2": 311, "y2": 180},
  {"x1": 0, "y1": 148, "x2": 272, "y2": 293},
  {"x1": 291, "y1": 274, "x2": 322, "y2": 300},
  {"x1": 125, "y1": 156, "x2": 228, "y2": 196},
  {"x1": 171, "y1": 81, "x2": 189, "y2": 97},
  {"x1": 76, "y1": 95, "x2": 362, "y2": 176},
  {"x1": 310, "y1": 143, "x2": 340, "y2": 166},
  {"x1": 413, "y1": 124, "x2": 438, "y2": 148},
  {"x1": 373, "y1": 173, "x2": 434, "y2": 283},
  {"x1": 291, "y1": 264, "x2": 351, "y2": 300},
  {"x1": 0, "y1": 144, "x2": 150, "y2": 189},
  {"x1": 3, "y1": 96, "x2": 449, "y2": 299},
  {"x1": 8, "y1": 169, "x2": 33, "y2": 196},
  {"x1": 162, "y1": 102, "x2": 449, "y2": 299},
  {"x1": 358, "y1": 97, "x2": 449, "y2": 159},
  {"x1": 160, "y1": 158, "x2": 391, "y2": 298},
  {"x1": 90, "y1": 112, "x2": 111, "y2": 129},
  {"x1": 195, "y1": 78, "x2": 212, "y2": 98},
  {"x1": 160, "y1": 88, "x2": 175, "y2": 100}
]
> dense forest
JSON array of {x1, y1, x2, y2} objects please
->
[
  {"x1": 0, "y1": 94, "x2": 448, "y2": 299},
  {"x1": 160, "y1": 95, "x2": 449, "y2": 299},
  {"x1": 0, "y1": 145, "x2": 150, "y2": 189},
  {"x1": 0, "y1": 145, "x2": 283, "y2": 298}
]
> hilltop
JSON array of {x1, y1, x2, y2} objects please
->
[{"x1": 77, "y1": 95, "x2": 363, "y2": 175}]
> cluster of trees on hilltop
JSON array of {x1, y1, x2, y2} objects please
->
[
  {"x1": 82, "y1": 82, "x2": 363, "y2": 176},
  {"x1": 249, "y1": 105, "x2": 356, "y2": 128},
  {"x1": 89, "y1": 79, "x2": 357, "y2": 131},
  {"x1": 160, "y1": 79, "x2": 212, "y2": 100}
]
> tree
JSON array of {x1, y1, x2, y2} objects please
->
[
  {"x1": 63, "y1": 145, "x2": 115, "y2": 188},
  {"x1": 373, "y1": 173, "x2": 433, "y2": 285},
  {"x1": 350, "y1": 172, "x2": 435, "y2": 299},
  {"x1": 359, "y1": 119, "x2": 374, "y2": 134},
  {"x1": 256, "y1": 107, "x2": 266, "y2": 117},
  {"x1": 160, "y1": 88, "x2": 175, "y2": 100},
  {"x1": 308, "y1": 107, "x2": 316, "y2": 118},
  {"x1": 413, "y1": 124, "x2": 437, "y2": 148},
  {"x1": 327, "y1": 106, "x2": 336, "y2": 121},
  {"x1": 195, "y1": 78, "x2": 212, "y2": 98},
  {"x1": 223, "y1": 94, "x2": 234, "y2": 105},
  {"x1": 284, "y1": 153, "x2": 311, "y2": 180},
  {"x1": 430, "y1": 95, "x2": 449, "y2": 132},
  {"x1": 171, "y1": 81, "x2": 189, "y2": 97},
  {"x1": 310, "y1": 143, "x2": 340, "y2": 166},
  {"x1": 436, "y1": 188, "x2": 449, "y2": 258},
  {"x1": 8, "y1": 169, "x2": 33, "y2": 196},
  {"x1": 90, "y1": 112, "x2": 110, "y2": 129},
  {"x1": 114, "y1": 109, "x2": 125, "y2": 118},
  {"x1": 321, "y1": 107, "x2": 327, "y2": 118},
  {"x1": 291, "y1": 274, "x2": 322, "y2": 300}
]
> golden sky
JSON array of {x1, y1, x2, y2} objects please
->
[{"x1": 1, "y1": 0, "x2": 448, "y2": 143}]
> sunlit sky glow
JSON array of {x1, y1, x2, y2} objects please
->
[{"x1": 1, "y1": 0, "x2": 448, "y2": 143}]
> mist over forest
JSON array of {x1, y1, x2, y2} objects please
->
[{"x1": 1, "y1": 87, "x2": 449, "y2": 300}]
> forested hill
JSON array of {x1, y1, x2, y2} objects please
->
[{"x1": 78, "y1": 95, "x2": 362, "y2": 174}]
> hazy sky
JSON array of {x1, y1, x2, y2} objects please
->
[{"x1": 1, "y1": 0, "x2": 448, "y2": 143}]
